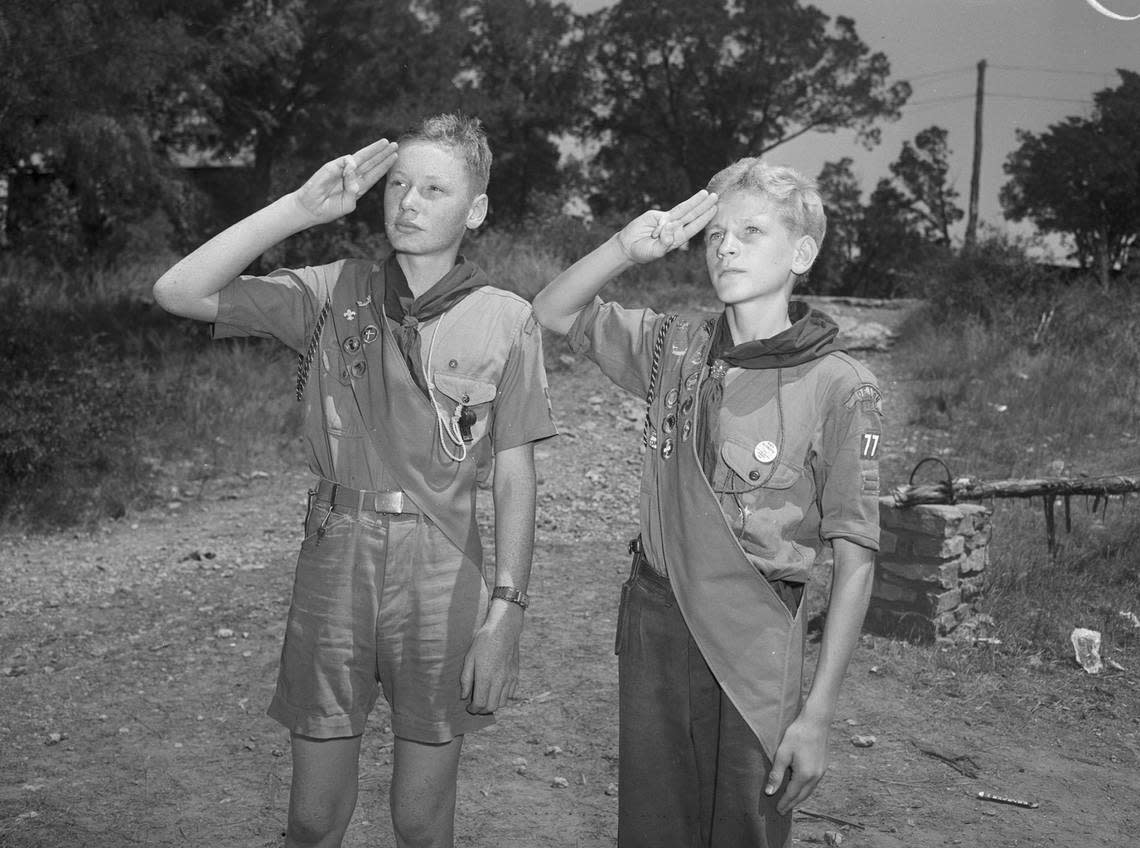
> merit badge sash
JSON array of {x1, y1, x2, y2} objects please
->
[
  {"x1": 640, "y1": 318, "x2": 805, "y2": 759},
  {"x1": 342, "y1": 264, "x2": 482, "y2": 565}
]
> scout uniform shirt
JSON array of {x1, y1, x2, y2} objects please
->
[
  {"x1": 568, "y1": 298, "x2": 881, "y2": 758},
  {"x1": 212, "y1": 255, "x2": 557, "y2": 567}
]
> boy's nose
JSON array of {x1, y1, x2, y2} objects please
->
[{"x1": 399, "y1": 187, "x2": 420, "y2": 211}]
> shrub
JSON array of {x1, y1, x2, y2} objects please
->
[{"x1": 0, "y1": 255, "x2": 298, "y2": 529}]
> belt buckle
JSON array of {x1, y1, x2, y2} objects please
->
[{"x1": 373, "y1": 491, "x2": 404, "y2": 513}]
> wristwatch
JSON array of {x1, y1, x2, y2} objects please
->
[{"x1": 491, "y1": 585, "x2": 530, "y2": 610}]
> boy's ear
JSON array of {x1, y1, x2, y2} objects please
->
[
  {"x1": 466, "y1": 193, "x2": 489, "y2": 230},
  {"x1": 790, "y1": 235, "x2": 819, "y2": 275}
]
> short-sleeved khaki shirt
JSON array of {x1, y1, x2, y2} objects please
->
[
  {"x1": 569, "y1": 298, "x2": 880, "y2": 584},
  {"x1": 214, "y1": 258, "x2": 557, "y2": 491}
]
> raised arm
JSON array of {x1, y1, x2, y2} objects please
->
[
  {"x1": 152, "y1": 139, "x2": 398, "y2": 322},
  {"x1": 532, "y1": 190, "x2": 717, "y2": 335}
]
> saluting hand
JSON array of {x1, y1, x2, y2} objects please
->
[
  {"x1": 293, "y1": 138, "x2": 399, "y2": 225},
  {"x1": 615, "y1": 190, "x2": 719, "y2": 264}
]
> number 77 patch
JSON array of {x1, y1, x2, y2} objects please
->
[{"x1": 860, "y1": 431, "x2": 881, "y2": 460}]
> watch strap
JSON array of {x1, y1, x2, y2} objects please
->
[{"x1": 491, "y1": 585, "x2": 529, "y2": 610}]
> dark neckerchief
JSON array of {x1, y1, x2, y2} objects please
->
[
  {"x1": 698, "y1": 300, "x2": 842, "y2": 477},
  {"x1": 378, "y1": 253, "x2": 486, "y2": 393},
  {"x1": 707, "y1": 300, "x2": 842, "y2": 370}
]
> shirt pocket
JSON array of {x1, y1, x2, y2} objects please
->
[
  {"x1": 432, "y1": 373, "x2": 498, "y2": 446},
  {"x1": 718, "y1": 436, "x2": 802, "y2": 494}
]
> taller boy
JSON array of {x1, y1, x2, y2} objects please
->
[
  {"x1": 154, "y1": 115, "x2": 556, "y2": 848},
  {"x1": 534, "y1": 159, "x2": 881, "y2": 847}
]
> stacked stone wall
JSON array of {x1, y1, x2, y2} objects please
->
[{"x1": 866, "y1": 499, "x2": 993, "y2": 642}]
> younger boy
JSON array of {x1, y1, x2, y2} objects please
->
[
  {"x1": 153, "y1": 114, "x2": 556, "y2": 848},
  {"x1": 533, "y1": 159, "x2": 881, "y2": 847}
]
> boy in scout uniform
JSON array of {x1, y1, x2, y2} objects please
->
[
  {"x1": 533, "y1": 159, "x2": 881, "y2": 847},
  {"x1": 153, "y1": 114, "x2": 556, "y2": 848}
]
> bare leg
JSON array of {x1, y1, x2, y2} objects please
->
[
  {"x1": 389, "y1": 735, "x2": 465, "y2": 848},
  {"x1": 286, "y1": 734, "x2": 362, "y2": 848}
]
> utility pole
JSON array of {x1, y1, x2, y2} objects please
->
[{"x1": 965, "y1": 59, "x2": 986, "y2": 250}]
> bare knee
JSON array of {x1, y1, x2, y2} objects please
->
[
  {"x1": 390, "y1": 791, "x2": 456, "y2": 848},
  {"x1": 389, "y1": 736, "x2": 463, "y2": 848},
  {"x1": 286, "y1": 734, "x2": 361, "y2": 848},
  {"x1": 287, "y1": 787, "x2": 357, "y2": 848}
]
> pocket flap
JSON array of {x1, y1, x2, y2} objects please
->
[
  {"x1": 721, "y1": 438, "x2": 800, "y2": 489},
  {"x1": 433, "y1": 373, "x2": 497, "y2": 405}
]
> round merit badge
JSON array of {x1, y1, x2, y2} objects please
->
[{"x1": 753, "y1": 440, "x2": 778, "y2": 463}]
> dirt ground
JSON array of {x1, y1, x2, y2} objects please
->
[{"x1": 2, "y1": 298, "x2": 1138, "y2": 847}]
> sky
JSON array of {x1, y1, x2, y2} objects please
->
[{"x1": 573, "y1": 0, "x2": 1140, "y2": 253}]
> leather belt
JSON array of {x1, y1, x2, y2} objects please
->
[{"x1": 314, "y1": 479, "x2": 420, "y2": 515}]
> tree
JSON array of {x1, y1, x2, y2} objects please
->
[
  {"x1": 1, "y1": 0, "x2": 201, "y2": 259},
  {"x1": 451, "y1": 0, "x2": 590, "y2": 226},
  {"x1": 811, "y1": 157, "x2": 863, "y2": 293},
  {"x1": 169, "y1": 0, "x2": 590, "y2": 230},
  {"x1": 1001, "y1": 70, "x2": 1140, "y2": 287},
  {"x1": 167, "y1": 0, "x2": 449, "y2": 214},
  {"x1": 852, "y1": 179, "x2": 945, "y2": 296},
  {"x1": 812, "y1": 130, "x2": 962, "y2": 297},
  {"x1": 887, "y1": 126, "x2": 963, "y2": 247},
  {"x1": 579, "y1": 0, "x2": 910, "y2": 212}
]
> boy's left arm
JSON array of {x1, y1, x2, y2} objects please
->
[
  {"x1": 460, "y1": 442, "x2": 537, "y2": 714},
  {"x1": 765, "y1": 537, "x2": 875, "y2": 814}
]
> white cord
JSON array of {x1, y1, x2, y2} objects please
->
[{"x1": 424, "y1": 317, "x2": 468, "y2": 462}]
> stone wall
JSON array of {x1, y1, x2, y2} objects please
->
[{"x1": 865, "y1": 499, "x2": 993, "y2": 642}]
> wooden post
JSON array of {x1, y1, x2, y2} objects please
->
[{"x1": 965, "y1": 59, "x2": 986, "y2": 250}]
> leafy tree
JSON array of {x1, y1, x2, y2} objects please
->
[
  {"x1": 851, "y1": 179, "x2": 945, "y2": 296},
  {"x1": 0, "y1": 0, "x2": 200, "y2": 260},
  {"x1": 1001, "y1": 69, "x2": 1140, "y2": 287},
  {"x1": 454, "y1": 0, "x2": 590, "y2": 226},
  {"x1": 887, "y1": 126, "x2": 963, "y2": 247},
  {"x1": 579, "y1": 0, "x2": 910, "y2": 212},
  {"x1": 166, "y1": 0, "x2": 446, "y2": 214},
  {"x1": 167, "y1": 0, "x2": 589, "y2": 234},
  {"x1": 812, "y1": 157, "x2": 863, "y2": 293},
  {"x1": 813, "y1": 133, "x2": 961, "y2": 297}
]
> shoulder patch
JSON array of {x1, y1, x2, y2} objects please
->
[{"x1": 844, "y1": 383, "x2": 883, "y2": 415}]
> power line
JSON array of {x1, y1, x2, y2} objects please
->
[
  {"x1": 907, "y1": 92, "x2": 1094, "y2": 108},
  {"x1": 907, "y1": 66, "x2": 976, "y2": 83},
  {"x1": 988, "y1": 92, "x2": 1094, "y2": 105},
  {"x1": 989, "y1": 63, "x2": 1118, "y2": 78},
  {"x1": 907, "y1": 94, "x2": 975, "y2": 107}
]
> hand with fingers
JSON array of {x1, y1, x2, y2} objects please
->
[
  {"x1": 616, "y1": 190, "x2": 719, "y2": 264},
  {"x1": 294, "y1": 138, "x2": 400, "y2": 225},
  {"x1": 459, "y1": 609, "x2": 524, "y2": 715},
  {"x1": 764, "y1": 713, "x2": 829, "y2": 815}
]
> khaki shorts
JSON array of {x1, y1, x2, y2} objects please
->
[{"x1": 267, "y1": 497, "x2": 493, "y2": 743}]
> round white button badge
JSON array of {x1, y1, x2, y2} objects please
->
[{"x1": 753, "y1": 440, "x2": 778, "y2": 463}]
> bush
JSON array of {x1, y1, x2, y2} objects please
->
[{"x1": 0, "y1": 255, "x2": 298, "y2": 530}]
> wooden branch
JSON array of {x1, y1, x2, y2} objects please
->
[{"x1": 889, "y1": 475, "x2": 1140, "y2": 507}]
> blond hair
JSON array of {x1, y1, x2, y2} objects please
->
[
  {"x1": 398, "y1": 113, "x2": 493, "y2": 196},
  {"x1": 707, "y1": 158, "x2": 826, "y2": 247}
]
